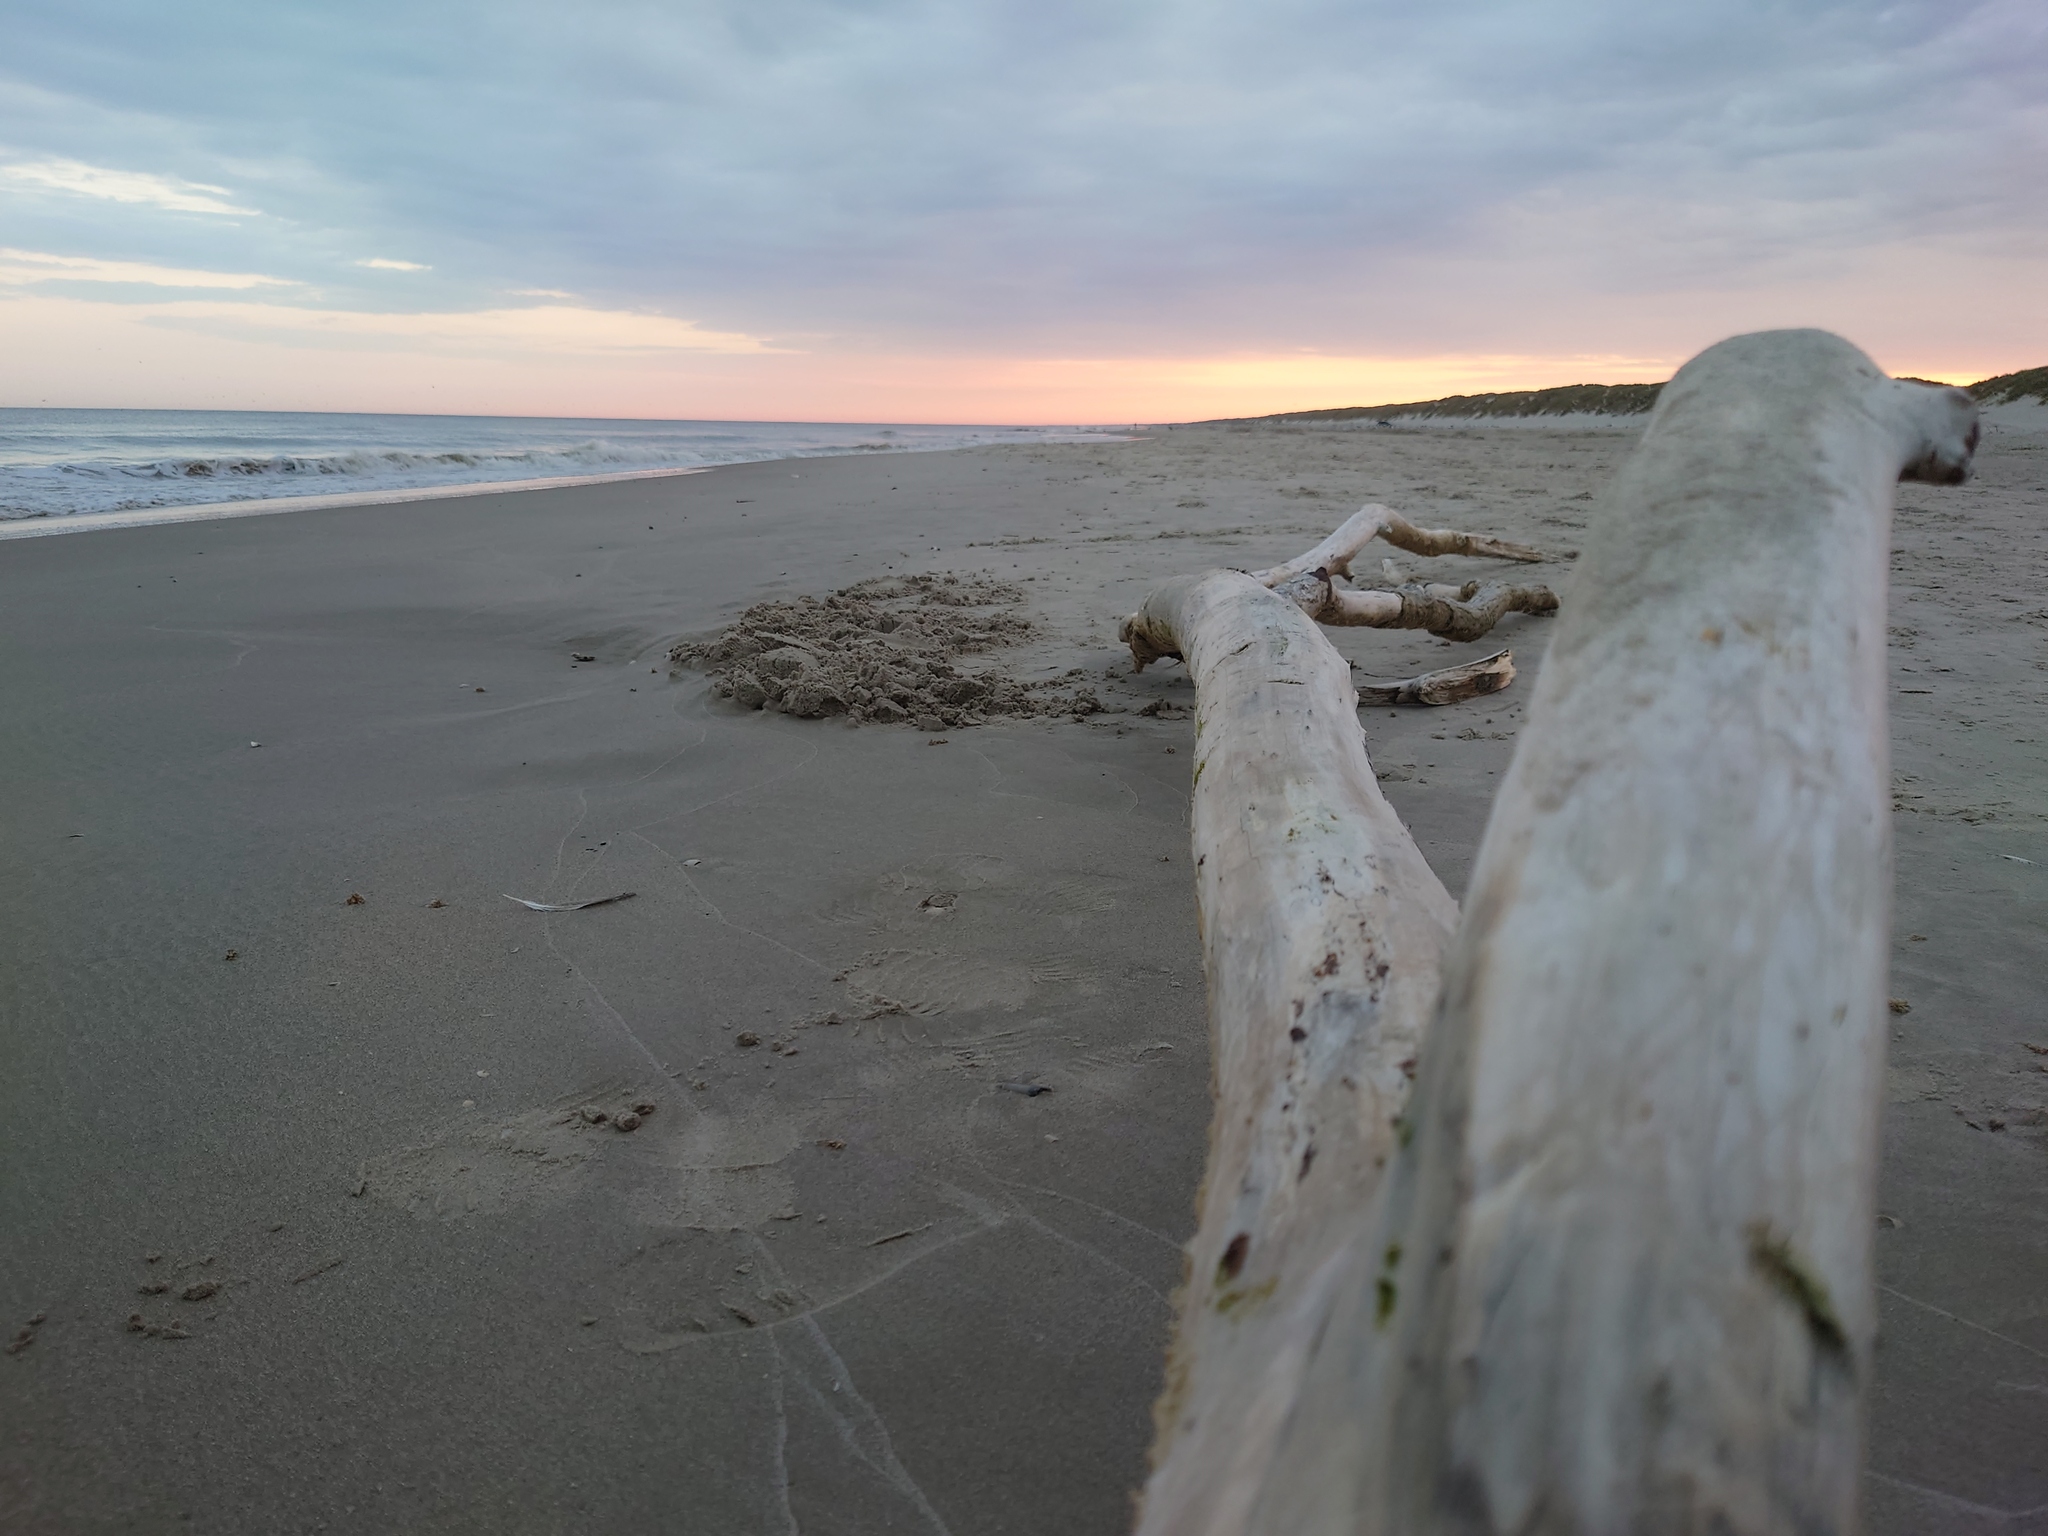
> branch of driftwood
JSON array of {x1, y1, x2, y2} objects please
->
[{"x1": 1121, "y1": 502, "x2": 1561, "y2": 695}]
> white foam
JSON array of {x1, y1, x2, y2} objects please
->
[
  {"x1": 0, "y1": 465, "x2": 708, "y2": 540},
  {"x1": 0, "y1": 410, "x2": 1129, "y2": 526}
]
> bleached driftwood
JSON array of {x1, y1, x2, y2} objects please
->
[
  {"x1": 1134, "y1": 329, "x2": 1979, "y2": 1535},
  {"x1": 1268, "y1": 570, "x2": 1559, "y2": 640},
  {"x1": 1124, "y1": 505, "x2": 1560, "y2": 674},
  {"x1": 1119, "y1": 502, "x2": 1556, "y2": 1531},
  {"x1": 1123, "y1": 569, "x2": 1459, "y2": 1536},
  {"x1": 1247, "y1": 505, "x2": 1548, "y2": 585},
  {"x1": 1357, "y1": 647, "x2": 1514, "y2": 708}
]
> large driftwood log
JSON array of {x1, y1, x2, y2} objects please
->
[
  {"x1": 1136, "y1": 329, "x2": 1979, "y2": 1536},
  {"x1": 1124, "y1": 570, "x2": 1459, "y2": 1536}
]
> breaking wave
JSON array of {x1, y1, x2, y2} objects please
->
[{"x1": 0, "y1": 411, "x2": 1124, "y2": 521}]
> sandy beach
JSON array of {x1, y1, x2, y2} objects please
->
[{"x1": 2, "y1": 421, "x2": 2043, "y2": 1533}]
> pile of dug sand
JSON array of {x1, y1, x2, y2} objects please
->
[{"x1": 670, "y1": 571, "x2": 1103, "y2": 729}]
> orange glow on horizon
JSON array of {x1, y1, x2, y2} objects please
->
[{"x1": 0, "y1": 293, "x2": 2030, "y2": 425}]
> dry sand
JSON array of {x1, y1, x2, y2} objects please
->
[{"x1": 1, "y1": 418, "x2": 2042, "y2": 1533}]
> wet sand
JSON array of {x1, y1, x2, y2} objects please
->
[{"x1": 1, "y1": 420, "x2": 2042, "y2": 1533}]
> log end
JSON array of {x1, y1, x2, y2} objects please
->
[{"x1": 1119, "y1": 611, "x2": 1183, "y2": 672}]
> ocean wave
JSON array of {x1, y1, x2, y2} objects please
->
[{"x1": 0, "y1": 413, "x2": 1124, "y2": 521}]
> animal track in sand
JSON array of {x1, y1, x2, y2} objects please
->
[
  {"x1": 362, "y1": 1083, "x2": 670, "y2": 1221},
  {"x1": 839, "y1": 949, "x2": 1037, "y2": 1015}
]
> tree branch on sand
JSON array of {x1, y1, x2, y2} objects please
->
[
  {"x1": 1120, "y1": 504, "x2": 1560, "y2": 675},
  {"x1": 1132, "y1": 330, "x2": 1980, "y2": 1536}
]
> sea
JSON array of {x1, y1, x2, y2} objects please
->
[{"x1": 0, "y1": 408, "x2": 1127, "y2": 523}]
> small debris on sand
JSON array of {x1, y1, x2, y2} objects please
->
[
  {"x1": 999, "y1": 1082, "x2": 1052, "y2": 1097},
  {"x1": 428, "y1": 899, "x2": 446, "y2": 908},
  {"x1": 503, "y1": 891, "x2": 636, "y2": 912},
  {"x1": 291, "y1": 1257, "x2": 345, "y2": 1286},
  {"x1": 180, "y1": 1282, "x2": 219, "y2": 1303},
  {"x1": 223, "y1": 950, "x2": 238, "y2": 962},
  {"x1": 138, "y1": 1282, "x2": 169, "y2": 1296},
  {"x1": 735, "y1": 1032, "x2": 761, "y2": 1048},
  {"x1": 1889, "y1": 998, "x2": 1912, "y2": 1014},
  {"x1": 571, "y1": 653, "x2": 595, "y2": 662},
  {"x1": 345, "y1": 892, "x2": 365, "y2": 906},
  {"x1": 125, "y1": 1314, "x2": 190, "y2": 1341},
  {"x1": 817, "y1": 1138, "x2": 846, "y2": 1151},
  {"x1": 672, "y1": 572, "x2": 1103, "y2": 727},
  {"x1": 867, "y1": 1223, "x2": 932, "y2": 1248}
]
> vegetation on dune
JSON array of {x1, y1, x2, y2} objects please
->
[
  {"x1": 1202, "y1": 363, "x2": 2047, "y2": 426},
  {"x1": 1968, "y1": 365, "x2": 2048, "y2": 406},
  {"x1": 1235, "y1": 380, "x2": 1666, "y2": 424}
]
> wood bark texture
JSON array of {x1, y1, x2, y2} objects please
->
[
  {"x1": 1126, "y1": 571, "x2": 1459, "y2": 1536},
  {"x1": 1248, "y1": 506, "x2": 1549, "y2": 586},
  {"x1": 1357, "y1": 648, "x2": 1515, "y2": 708},
  {"x1": 1248, "y1": 330, "x2": 1980, "y2": 1536},
  {"x1": 1124, "y1": 507, "x2": 1560, "y2": 672},
  {"x1": 1271, "y1": 571, "x2": 1560, "y2": 640}
]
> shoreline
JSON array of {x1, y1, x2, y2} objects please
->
[{"x1": 0, "y1": 463, "x2": 713, "y2": 541}]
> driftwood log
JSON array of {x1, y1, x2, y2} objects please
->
[
  {"x1": 1134, "y1": 329, "x2": 1980, "y2": 1536},
  {"x1": 1125, "y1": 569, "x2": 1462, "y2": 1536}
]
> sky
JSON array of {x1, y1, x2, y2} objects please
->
[{"x1": 1, "y1": 0, "x2": 2043, "y2": 423}]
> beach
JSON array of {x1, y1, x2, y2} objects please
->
[{"x1": 2, "y1": 421, "x2": 2042, "y2": 1533}]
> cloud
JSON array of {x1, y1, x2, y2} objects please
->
[
  {"x1": 0, "y1": 156, "x2": 256, "y2": 215},
  {"x1": 1, "y1": 0, "x2": 2042, "y2": 405},
  {"x1": 0, "y1": 247, "x2": 294, "y2": 289},
  {"x1": 135, "y1": 298, "x2": 778, "y2": 356},
  {"x1": 357, "y1": 256, "x2": 430, "y2": 271}
]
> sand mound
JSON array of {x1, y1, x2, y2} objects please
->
[{"x1": 670, "y1": 571, "x2": 1102, "y2": 729}]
